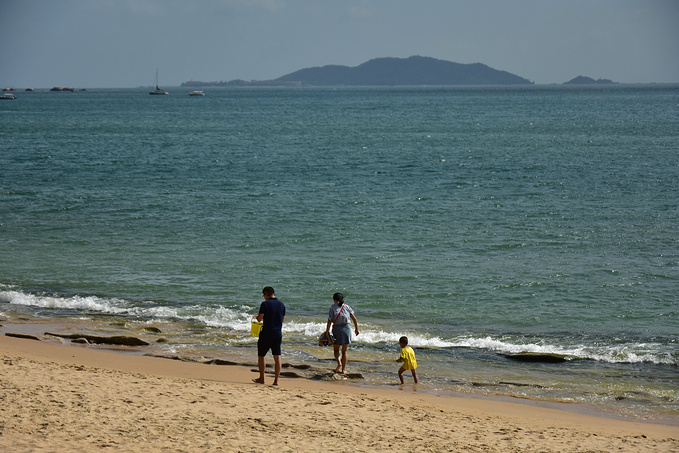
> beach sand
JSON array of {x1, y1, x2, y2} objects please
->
[{"x1": 0, "y1": 334, "x2": 676, "y2": 452}]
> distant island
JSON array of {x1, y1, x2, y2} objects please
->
[
  {"x1": 182, "y1": 56, "x2": 534, "y2": 87},
  {"x1": 564, "y1": 75, "x2": 617, "y2": 85}
]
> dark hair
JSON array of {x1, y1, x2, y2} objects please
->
[
  {"x1": 399, "y1": 336, "x2": 408, "y2": 345},
  {"x1": 262, "y1": 286, "x2": 275, "y2": 297},
  {"x1": 333, "y1": 292, "x2": 344, "y2": 306}
]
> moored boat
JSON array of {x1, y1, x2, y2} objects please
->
[
  {"x1": 149, "y1": 69, "x2": 169, "y2": 95},
  {"x1": 189, "y1": 90, "x2": 205, "y2": 96}
]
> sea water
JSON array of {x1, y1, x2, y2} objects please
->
[{"x1": 1, "y1": 85, "x2": 677, "y2": 421}]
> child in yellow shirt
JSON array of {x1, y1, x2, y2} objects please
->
[{"x1": 396, "y1": 336, "x2": 418, "y2": 384}]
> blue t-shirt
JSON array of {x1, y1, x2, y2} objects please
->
[{"x1": 259, "y1": 297, "x2": 285, "y2": 336}]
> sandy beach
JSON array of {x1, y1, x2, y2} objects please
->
[{"x1": 0, "y1": 333, "x2": 676, "y2": 452}]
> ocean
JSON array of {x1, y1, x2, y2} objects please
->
[{"x1": 1, "y1": 85, "x2": 677, "y2": 422}]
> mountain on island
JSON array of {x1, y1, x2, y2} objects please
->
[
  {"x1": 276, "y1": 56, "x2": 533, "y2": 86},
  {"x1": 564, "y1": 75, "x2": 617, "y2": 85},
  {"x1": 181, "y1": 56, "x2": 533, "y2": 87}
]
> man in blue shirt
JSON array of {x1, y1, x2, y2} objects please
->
[{"x1": 253, "y1": 286, "x2": 286, "y2": 385}]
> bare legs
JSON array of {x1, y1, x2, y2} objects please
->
[
  {"x1": 398, "y1": 367, "x2": 418, "y2": 384},
  {"x1": 273, "y1": 354, "x2": 281, "y2": 385},
  {"x1": 253, "y1": 354, "x2": 282, "y2": 385},
  {"x1": 253, "y1": 355, "x2": 266, "y2": 384},
  {"x1": 333, "y1": 344, "x2": 349, "y2": 373}
]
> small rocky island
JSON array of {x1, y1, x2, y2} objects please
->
[{"x1": 564, "y1": 75, "x2": 617, "y2": 85}]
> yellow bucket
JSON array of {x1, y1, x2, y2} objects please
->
[{"x1": 250, "y1": 316, "x2": 263, "y2": 336}]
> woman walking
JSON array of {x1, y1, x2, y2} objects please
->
[{"x1": 325, "y1": 292, "x2": 359, "y2": 374}]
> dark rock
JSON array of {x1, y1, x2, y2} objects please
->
[
  {"x1": 46, "y1": 332, "x2": 149, "y2": 346},
  {"x1": 279, "y1": 371, "x2": 304, "y2": 378},
  {"x1": 142, "y1": 326, "x2": 162, "y2": 333},
  {"x1": 283, "y1": 363, "x2": 312, "y2": 370},
  {"x1": 313, "y1": 372, "x2": 364, "y2": 381},
  {"x1": 499, "y1": 381, "x2": 545, "y2": 388},
  {"x1": 144, "y1": 353, "x2": 211, "y2": 363},
  {"x1": 5, "y1": 332, "x2": 42, "y2": 341},
  {"x1": 209, "y1": 358, "x2": 239, "y2": 366},
  {"x1": 501, "y1": 352, "x2": 568, "y2": 363}
]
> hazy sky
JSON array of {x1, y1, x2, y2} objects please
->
[{"x1": 2, "y1": 0, "x2": 678, "y2": 88}]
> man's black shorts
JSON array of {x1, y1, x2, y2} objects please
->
[{"x1": 258, "y1": 332, "x2": 282, "y2": 356}]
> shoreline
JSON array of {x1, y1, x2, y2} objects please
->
[
  {"x1": 1, "y1": 333, "x2": 677, "y2": 452},
  {"x1": 1, "y1": 318, "x2": 677, "y2": 425}
]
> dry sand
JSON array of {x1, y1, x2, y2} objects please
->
[{"x1": 0, "y1": 334, "x2": 676, "y2": 452}]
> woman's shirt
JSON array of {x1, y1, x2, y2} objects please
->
[{"x1": 328, "y1": 303, "x2": 354, "y2": 326}]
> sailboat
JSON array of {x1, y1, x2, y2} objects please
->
[{"x1": 149, "y1": 69, "x2": 169, "y2": 95}]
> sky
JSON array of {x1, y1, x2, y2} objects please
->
[{"x1": 2, "y1": 0, "x2": 678, "y2": 88}]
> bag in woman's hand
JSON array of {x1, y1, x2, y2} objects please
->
[{"x1": 318, "y1": 331, "x2": 334, "y2": 346}]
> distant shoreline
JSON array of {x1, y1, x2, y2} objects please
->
[{"x1": 6, "y1": 83, "x2": 677, "y2": 91}]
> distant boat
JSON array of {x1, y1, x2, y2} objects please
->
[
  {"x1": 189, "y1": 90, "x2": 205, "y2": 96},
  {"x1": 149, "y1": 69, "x2": 169, "y2": 95},
  {"x1": 0, "y1": 91, "x2": 16, "y2": 100}
]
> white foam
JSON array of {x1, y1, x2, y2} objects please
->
[
  {"x1": 449, "y1": 335, "x2": 676, "y2": 365},
  {"x1": 0, "y1": 290, "x2": 130, "y2": 314},
  {"x1": 1, "y1": 288, "x2": 673, "y2": 365},
  {"x1": 279, "y1": 321, "x2": 457, "y2": 348},
  {"x1": 0, "y1": 288, "x2": 252, "y2": 329}
]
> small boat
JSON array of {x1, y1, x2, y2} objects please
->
[
  {"x1": 25, "y1": 88, "x2": 35, "y2": 91},
  {"x1": 189, "y1": 90, "x2": 205, "y2": 96},
  {"x1": 149, "y1": 69, "x2": 168, "y2": 95},
  {"x1": 0, "y1": 91, "x2": 17, "y2": 100}
]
